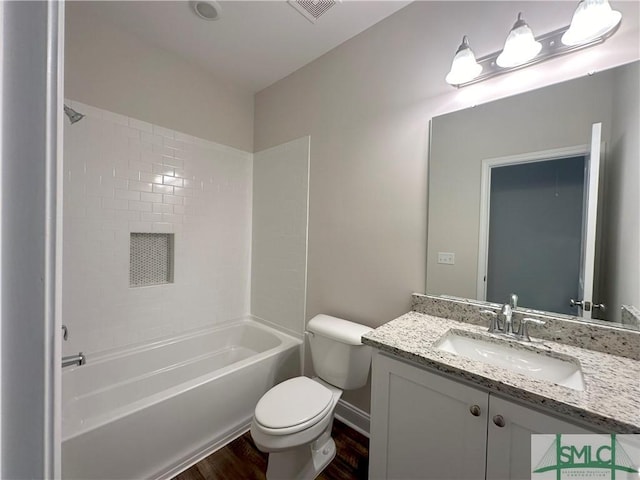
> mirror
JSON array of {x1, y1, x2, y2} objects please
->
[{"x1": 427, "y1": 61, "x2": 639, "y2": 328}]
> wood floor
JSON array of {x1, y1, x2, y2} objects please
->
[{"x1": 174, "y1": 420, "x2": 369, "y2": 480}]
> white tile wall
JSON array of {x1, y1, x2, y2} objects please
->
[
  {"x1": 62, "y1": 100, "x2": 253, "y2": 355},
  {"x1": 251, "y1": 137, "x2": 310, "y2": 337}
]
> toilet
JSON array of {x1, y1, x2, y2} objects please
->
[{"x1": 250, "y1": 314, "x2": 373, "y2": 480}]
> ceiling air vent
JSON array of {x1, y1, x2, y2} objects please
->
[{"x1": 288, "y1": 0, "x2": 340, "y2": 24}]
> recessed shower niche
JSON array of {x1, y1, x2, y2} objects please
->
[{"x1": 129, "y1": 233, "x2": 175, "y2": 287}]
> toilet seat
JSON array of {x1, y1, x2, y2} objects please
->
[{"x1": 254, "y1": 377, "x2": 333, "y2": 436}]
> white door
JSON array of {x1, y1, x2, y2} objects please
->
[
  {"x1": 575, "y1": 123, "x2": 603, "y2": 320},
  {"x1": 477, "y1": 145, "x2": 589, "y2": 307},
  {"x1": 477, "y1": 123, "x2": 604, "y2": 318}
]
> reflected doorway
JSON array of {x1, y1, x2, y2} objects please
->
[{"x1": 485, "y1": 156, "x2": 586, "y2": 314}]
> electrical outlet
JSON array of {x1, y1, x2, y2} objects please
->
[{"x1": 437, "y1": 252, "x2": 455, "y2": 265}]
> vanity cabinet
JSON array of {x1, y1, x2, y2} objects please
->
[{"x1": 369, "y1": 352, "x2": 595, "y2": 480}]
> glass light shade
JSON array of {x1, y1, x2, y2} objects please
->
[
  {"x1": 496, "y1": 14, "x2": 542, "y2": 68},
  {"x1": 562, "y1": 0, "x2": 622, "y2": 46},
  {"x1": 445, "y1": 37, "x2": 482, "y2": 85}
]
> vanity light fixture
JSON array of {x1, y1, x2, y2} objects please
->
[
  {"x1": 446, "y1": 0, "x2": 622, "y2": 87},
  {"x1": 496, "y1": 13, "x2": 542, "y2": 68},
  {"x1": 561, "y1": 0, "x2": 622, "y2": 46},
  {"x1": 445, "y1": 36, "x2": 483, "y2": 85}
]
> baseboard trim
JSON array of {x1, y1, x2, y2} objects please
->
[{"x1": 334, "y1": 399, "x2": 370, "y2": 438}]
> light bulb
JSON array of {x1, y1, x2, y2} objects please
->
[
  {"x1": 445, "y1": 36, "x2": 482, "y2": 86},
  {"x1": 562, "y1": 0, "x2": 622, "y2": 46},
  {"x1": 496, "y1": 13, "x2": 542, "y2": 68}
]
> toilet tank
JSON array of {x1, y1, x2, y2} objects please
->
[{"x1": 307, "y1": 314, "x2": 374, "y2": 390}]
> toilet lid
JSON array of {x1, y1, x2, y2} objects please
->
[{"x1": 254, "y1": 377, "x2": 333, "y2": 430}]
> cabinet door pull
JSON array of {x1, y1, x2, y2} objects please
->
[
  {"x1": 492, "y1": 415, "x2": 505, "y2": 427},
  {"x1": 469, "y1": 405, "x2": 481, "y2": 416}
]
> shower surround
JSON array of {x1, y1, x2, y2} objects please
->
[
  {"x1": 62, "y1": 101, "x2": 253, "y2": 357},
  {"x1": 61, "y1": 102, "x2": 312, "y2": 479}
]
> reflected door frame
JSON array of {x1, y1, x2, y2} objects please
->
[{"x1": 476, "y1": 144, "x2": 589, "y2": 302}]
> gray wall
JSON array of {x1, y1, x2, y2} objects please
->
[
  {"x1": 254, "y1": 1, "x2": 638, "y2": 412},
  {"x1": 64, "y1": 2, "x2": 254, "y2": 152},
  {"x1": 601, "y1": 62, "x2": 640, "y2": 322}
]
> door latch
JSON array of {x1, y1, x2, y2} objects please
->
[{"x1": 570, "y1": 299, "x2": 591, "y2": 311}]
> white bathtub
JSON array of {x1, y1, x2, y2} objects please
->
[{"x1": 62, "y1": 318, "x2": 301, "y2": 480}]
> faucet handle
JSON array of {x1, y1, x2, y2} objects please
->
[
  {"x1": 480, "y1": 309, "x2": 499, "y2": 333},
  {"x1": 519, "y1": 317, "x2": 546, "y2": 342},
  {"x1": 509, "y1": 293, "x2": 518, "y2": 309},
  {"x1": 522, "y1": 318, "x2": 546, "y2": 326}
]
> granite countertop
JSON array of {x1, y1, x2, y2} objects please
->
[{"x1": 362, "y1": 311, "x2": 640, "y2": 433}]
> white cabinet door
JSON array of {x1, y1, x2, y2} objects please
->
[
  {"x1": 486, "y1": 395, "x2": 594, "y2": 480},
  {"x1": 369, "y1": 353, "x2": 488, "y2": 480}
]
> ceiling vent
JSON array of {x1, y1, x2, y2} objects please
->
[
  {"x1": 190, "y1": 1, "x2": 222, "y2": 21},
  {"x1": 288, "y1": 0, "x2": 340, "y2": 24}
]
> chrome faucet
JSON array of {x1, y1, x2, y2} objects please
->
[
  {"x1": 480, "y1": 293, "x2": 545, "y2": 341},
  {"x1": 481, "y1": 309, "x2": 500, "y2": 333},
  {"x1": 501, "y1": 303, "x2": 514, "y2": 335},
  {"x1": 517, "y1": 317, "x2": 546, "y2": 342},
  {"x1": 502, "y1": 293, "x2": 518, "y2": 334}
]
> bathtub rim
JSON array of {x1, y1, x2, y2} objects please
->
[
  {"x1": 65, "y1": 316, "x2": 299, "y2": 365},
  {"x1": 62, "y1": 317, "x2": 301, "y2": 442}
]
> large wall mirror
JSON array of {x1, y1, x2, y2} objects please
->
[{"x1": 427, "y1": 61, "x2": 639, "y2": 328}]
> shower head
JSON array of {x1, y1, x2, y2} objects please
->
[{"x1": 64, "y1": 105, "x2": 85, "y2": 124}]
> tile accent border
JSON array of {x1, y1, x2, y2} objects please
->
[{"x1": 411, "y1": 294, "x2": 640, "y2": 361}]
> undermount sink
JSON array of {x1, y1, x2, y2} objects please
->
[{"x1": 434, "y1": 330, "x2": 585, "y2": 391}]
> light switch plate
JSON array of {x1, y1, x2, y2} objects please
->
[{"x1": 438, "y1": 252, "x2": 455, "y2": 265}]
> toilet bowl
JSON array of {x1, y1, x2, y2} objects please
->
[
  {"x1": 250, "y1": 314, "x2": 373, "y2": 480},
  {"x1": 251, "y1": 377, "x2": 343, "y2": 478}
]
